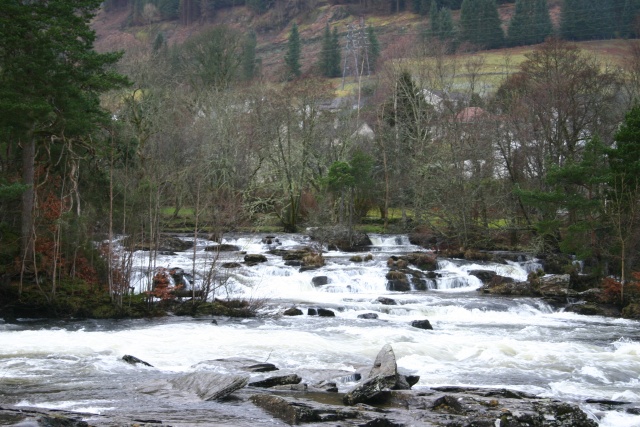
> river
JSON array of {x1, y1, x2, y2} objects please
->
[{"x1": 1, "y1": 233, "x2": 640, "y2": 426}]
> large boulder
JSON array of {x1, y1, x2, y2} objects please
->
[
  {"x1": 244, "y1": 254, "x2": 267, "y2": 264},
  {"x1": 308, "y1": 226, "x2": 372, "y2": 251},
  {"x1": 344, "y1": 344, "x2": 419, "y2": 405},
  {"x1": 125, "y1": 234, "x2": 193, "y2": 252},
  {"x1": 170, "y1": 372, "x2": 249, "y2": 400}
]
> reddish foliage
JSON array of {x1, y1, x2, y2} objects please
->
[
  {"x1": 147, "y1": 268, "x2": 183, "y2": 300},
  {"x1": 600, "y1": 274, "x2": 640, "y2": 305}
]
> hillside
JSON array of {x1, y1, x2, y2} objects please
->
[{"x1": 93, "y1": 1, "x2": 632, "y2": 88}]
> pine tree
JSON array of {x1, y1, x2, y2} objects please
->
[
  {"x1": 438, "y1": 7, "x2": 455, "y2": 40},
  {"x1": 481, "y1": 0, "x2": 505, "y2": 49},
  {"x1": 330, "y1": 27, "x2": 342, "y2": 77},
  {"x1": 533, "y1": 0, "x2": 552, "y2": 43},
  {"x1": 0, "y1": 0, "x2": 129, "y2": 262},
  {"x1": 429, "y1": 0, "x2": 441, "y2": 37},
  {"x1": 460, "y1": 0, "x2": 481, "y2": 43},
  {"x1": 561, "y1": 0, "x2": 614, "y2": 41},
  {"x1": 319, "y1": 24, "x2": 334, "y2": 77},
  {"x1": 623, "y1": 0, "x2": 640, "y2": 37},
  {"x1": 508, "y1": 0, "x2": 533, "y2": 46},
  {"x1": 367, "y1": 25, "x2": 380, "y2": 72},
  {"x1": 284, "y1": 22, "x2": 301, "y2": 80}
]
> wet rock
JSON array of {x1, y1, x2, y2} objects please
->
[
  {"x1": 312, "y1": 380, "x2": 339, "y2": 392},
  {"x1": 271, "y1": 383, "x2": 308, "y2": 392},
  {"x1": 244, "y1": 254, "x2": 267, "y2": 263},
  {"x1": 317, "y1": 308, "x2": 335, "y2": 317},
  {"x1": 125, "y1": 235, "x2": 193, "y2": 252},
  {"x1": 469, "y1": 269, "x2": 497, "y2": 283},
  {"x1": 249, "y1": 374, "x2": 302, "y2": 388},
  {"x1": 432, "y1": 395, "x2": 465, "y2": 414},
  {"x1": 205, "y1": 244, "x2": 241, "y2": 252},
  {"x1": 221, "y1": 262, "x2": 241, "y2": 269},
  {"x1": 479, "y1": 280, "x2": 535, "y2": 296},
  {"x1": 359, "y1": 418, "x2": 404, "y2": 427},
  {"x1": 170, "y1": 372, "x2": 249, "y2": 400},
  {"x1": 300, "y1": 265, "x2": 321, "y2": 272},
  {"x1": 308, "y1": 308, "x2": 317, "y2": 316},
  {"x1": 192, "y1": 357, "x2": 279, "y2": 373},
  {"x1": 386, "y1": 271, "x2": 410, "y2": 291},
  {"x1": 285, "y1": 260, "x2": 303, "y2": 267},
  {"x1": 377, "y1": 297, "x2": 397, "y2": 305},
  {"x1": 308, "y1": 226, "x2": 372, "y2": 251},
  {"x1": 405, "y1": 252, "x2": 438, "y2": 271},
  {"x1": 411, "y1": 319, "x2": 433, "y2": 330},
  {"x1": 367, "y1": 344, "x2": 397, "y2": 380},
  {"x1": 358, "y1": 313, "x2": 379, "y2": 319},
  {"x1": 122, "y1": 354, "x2": 153, "y2": 367},
  {"x1": 350, "y1": 255, "x2": 364, "y2": 262},
  {"x1": 312, "y1": 276, "x2": 329, "y2": 287},
  {"x1": 344, "y1": 344, "x2": 418, "y2": 405},
  {"x1": 250, "y1": 394, "x2": 358, "y2": 424},
  {"x1": 38, "y1": 416, "x2": 89, "y2": 427},
  {"x1": 262, "y1": 236, "x2": 280, "y2": 245},
  {"x1": 343, "y1": 375, "x2": 394, "y2": 405},
  {"x1": 283, "y1": 307, "x2": 303, "y2": 316}
]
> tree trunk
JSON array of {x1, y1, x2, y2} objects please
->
[{"x1": 21, "y1": 135, "x2": 35, "y2": 285}]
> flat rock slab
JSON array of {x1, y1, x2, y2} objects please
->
[
  {"x1": 170, "y1": 372, "x2": 249, "y2": 400},
  {"x1": 250, "y1": 394, "x2": 358, "y2": 424}
]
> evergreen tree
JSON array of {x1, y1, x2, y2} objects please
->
[
  {"x1": 429, "y1": 0, "x2": 441, "y2": 36},
  {"x1": 0, "y1": 0, "x2": 129, "y2": 263},
  {"x1": 284, "y1": 22, "x2": 302, "y2": 80},
  {"x1": 561, "y1": 0, "x2": 615, "y2": 41},
  {"x1": 508, "y1": 0, "x2": 533, "y2": 46},
  {"x1": 438, "y1": 7, "x2": 455, "y2": 40},
  {"x1": 366, "y1": 25, "x2": 381, "y2": 72},
  {"x1": 623, "y1": 0, "x2": 640, "y2": 37},
  {"x1": 319, "y1": 24, "x2": 340, "y2": 78},
  {"x1": 533, "y1": 0, "x2": 553, "y2": 43},
  {"x1": 331, "y1": 27, "x2": 342, "y2": 77},
  {"x1": 460, "y1": 0, "x2": 504, "y2": 48},
  {"x1": 241, "y1": 30, "x2": 258, "y2": 81}
]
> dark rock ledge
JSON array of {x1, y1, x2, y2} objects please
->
[{"x1": 2, "y1": 346, "x2": 608, "y2": 427}]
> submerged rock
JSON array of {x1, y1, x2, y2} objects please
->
[
  {"x1": 283, "y1": 307, "x2": 303, "y2": 316},
  {"x1": 122, "y1": 354, "x2": 153, "y2": 367},
  {"x1": 411, "y1": 319, "x2": 433, "y2": 330}
]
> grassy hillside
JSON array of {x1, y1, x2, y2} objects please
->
[{"x1": 92, "y1": 2, "x2": 634, "y2": 95}]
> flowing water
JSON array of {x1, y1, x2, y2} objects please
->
[{"x1": 2, "y1": 234, "x2": 640, "y2": 426}]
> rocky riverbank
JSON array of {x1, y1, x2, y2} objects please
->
[{"x1": 2, "y1": 344, "x2": 613, "y2": 427}]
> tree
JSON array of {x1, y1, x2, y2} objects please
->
[
  {"x1": 606, "y1": 105, "x2": 640, "y2": 299},
  {"x1": 460, "y1": 0, "x2": 504, "y2": 49},
  {"x1": 492, "y1": 39, "x2": 622, "y2": 251},
  {"x1": 623, "y1": 0, "x2": 640, "y2": 38},
  {"x1": 367, "y1": 25, "x2": 381, "y2": 71},
  {"x1": 0, "y1": 0, "x2": 128, "y2": 290},
  {"x1": 319, "y1": 24, "x2": 341, "y2": 78},
  {"x1": 561, "y1": 0, "x2": 615, "y2": 41},
  {"x1": 178, "y1": 25, "x2": 245, "y2": 91},
  {"x1": 430, "y1": 2, "x2": 455, "y2": 41},
  {"x1": 285, "y1": 22, "x2": 302, "y2": 80},
  {"x1": 508, "y1": 0, "x2": 552, "y2": 46}
]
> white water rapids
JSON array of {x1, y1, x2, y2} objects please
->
[{"x1": 1, "y1": 233, "x2": 640, "y2": 426}]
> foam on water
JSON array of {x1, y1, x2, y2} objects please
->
[{"x1": 4, "y1": 234, "x2": 640, "y2": 425}]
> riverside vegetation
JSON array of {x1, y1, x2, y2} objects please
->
[{"x1": 3, "y1": 0, "x2": 640, "y2": 320}]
